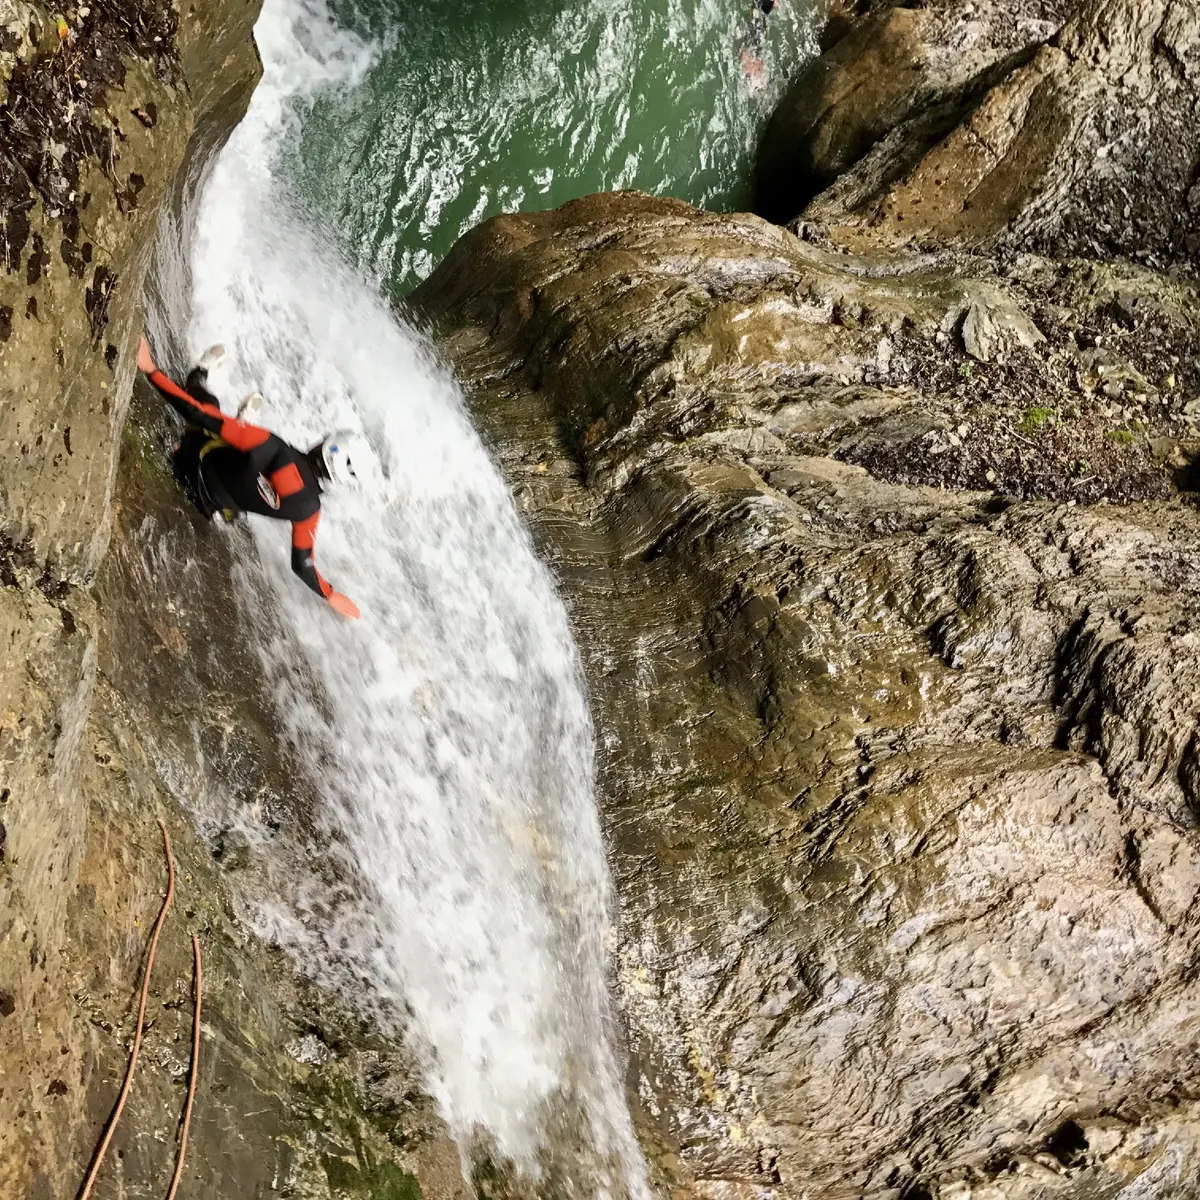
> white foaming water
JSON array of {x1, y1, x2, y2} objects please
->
[{"x1": 181, "y1": 0, "x2": 648, "y2": 1191}]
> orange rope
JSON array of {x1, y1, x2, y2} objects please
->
[
  {"x1": 79, "y1": 818, "x2": 176, "y2": 1200},
  {"x1": 165, "y1": 934, "x2": 202, "y2": 1200}
]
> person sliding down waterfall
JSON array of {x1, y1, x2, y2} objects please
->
[
  {"x1": 740, "y1": 0, "x2": 779, "y2": 88},
  {"x1": 137, "y1": 334, "x2": 362, "y2": 621}
]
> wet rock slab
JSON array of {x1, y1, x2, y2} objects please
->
[{"x1": 417, "y1": 184, "x2": 1200, "y2": 1198}]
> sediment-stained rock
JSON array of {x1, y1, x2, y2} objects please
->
[{"x1": 417, "y1": 187, "x2": 1200, "y2": 1197}]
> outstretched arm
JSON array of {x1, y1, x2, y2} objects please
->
[
  {"x1": 291, "y1": 513, "x2": 360, "y2": 620},
  {"x1": 137, "y1": 334, "x2": 271, "y2": 453}
]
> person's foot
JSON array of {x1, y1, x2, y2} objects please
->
[
  {"x1": 236, "y1": 390, "x2": 262, "y2": 419},
  {"x1": 196, "y1": 344, "x2": 227, "y2": 375}
]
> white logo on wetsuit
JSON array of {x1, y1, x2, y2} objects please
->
[{"x1": 256, "y1": 473, "x2": 280, "y2": 510}]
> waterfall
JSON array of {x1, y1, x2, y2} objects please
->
[{"x1": 174, "y1": 0, "x2": 649, "y2": 1191}]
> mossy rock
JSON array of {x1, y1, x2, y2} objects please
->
[
  {"x1": 121, "y1": 416, "x2": 172, "y2": 482},
  {"x1": 1020, "y1": 406, "x2": 1058, "y2": 432},
  {"x1": 324, "y1": 1155, "x2": 421, "y2": 1200}
]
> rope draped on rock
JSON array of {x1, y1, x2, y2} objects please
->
[
  {"x1": 77, "y1": 818, "x2": 204, "y2": 1200},
  {"x1": 166, "y1": 934, "x2": 203, "y2": 1200}
]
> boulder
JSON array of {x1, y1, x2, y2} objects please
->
[
  {"x1": 961, "y1": 296, "x2": 1045, "y2": 363},
  {"x1": 417, "y1": 190, "x2": 1200, "y2": 1198},
  {"x1": 755, "y1": 0, "x2": 1077, "y2": 225},
  {"x1": 786, "y1": 0, "x2": 1200, "y2": 267}
]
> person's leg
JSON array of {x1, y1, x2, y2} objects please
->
[
  {"x1": 183, "y1": 369, "x2": 219, "y2": 408},
  {"x1": 172, "y1": 429, "x2": 219, "y2": 518},
  {"x1": 185, "y1": 367, "x2": 222, "y2": 409},
  {"x1": 184, "y1": 344, "x2": 227, "y2": 409}
]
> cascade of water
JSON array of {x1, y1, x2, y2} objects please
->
[{"x1": 177, "y1": 0, "x2": 649, "y2": 1191}]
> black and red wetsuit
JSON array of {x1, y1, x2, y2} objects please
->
[{"x1": 147, "y1": 365, "x2": 335, "y2": 602}]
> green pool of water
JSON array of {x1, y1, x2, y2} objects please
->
[{"x1": 290, "y1": 0, "x2": 818, "y2": 297}]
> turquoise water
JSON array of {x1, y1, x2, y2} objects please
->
[{"x1": 290, "y1": 0, "x2": 818, "y2": 296}]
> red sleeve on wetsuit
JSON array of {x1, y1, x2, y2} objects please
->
[
  {"x1": 291, "y1": 513, "x2": 332, "y2": 598},
  {"x1": 149, "y1": 368, "x2": 223, "y2": 431},
  {"x1": 218, "y1": 415, "x2": 271, "y2": 452},
  {"x1": 291, "y1": 512, "x2": 320, "y2": 551},
  {"x1": 148, "y1": 368, "x2": 270, "y2": 450}
]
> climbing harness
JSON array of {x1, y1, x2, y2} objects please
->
[{"x1": 197, "y1": 435, "x2": 242, "y2": 522}]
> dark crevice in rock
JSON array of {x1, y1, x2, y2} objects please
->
[
  {"x1": 0, "y1": 530, "x2": 37, "y2": 587},
  {"x1": 1122, "y1": 830, "x2": 1169, "y2": 927},
  {"x1": 1042, "y1": 1118, "x2": 1089, "y2": 1168}
]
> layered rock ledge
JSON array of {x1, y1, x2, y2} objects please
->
[{"x1": 759, "y1": 0, "x2": 1200, "y2": 269}]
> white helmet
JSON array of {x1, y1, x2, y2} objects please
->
[{"x1": 321, "y1": 429, "x2": 364, "y2": 486}]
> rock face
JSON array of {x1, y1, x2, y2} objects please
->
[
  {"x1": 0, "y1": 5, "x2": 457, "y2": 1198},
  {"x1": 758, "y1": 0, "x2": 1200, "y2": 269},
  {"x1": 415, "y1": 2, "x2": 1200, "y2": 1189},
  {"x1": 420, "y1": 200, "x2": 1200, "y2": 1199},
  {"x1": 0, "y1": 0, "x2": 258, "y2": 577},
  {"x1": 6, "y1": 0, "x2": 1200, "y2": 1195},
  {"x1": 1, "y1": 2, "x2": 254, "y2": 1189},
  {"x1": 755, "y1": 0, "x2": 1077, "y2": 224}
]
